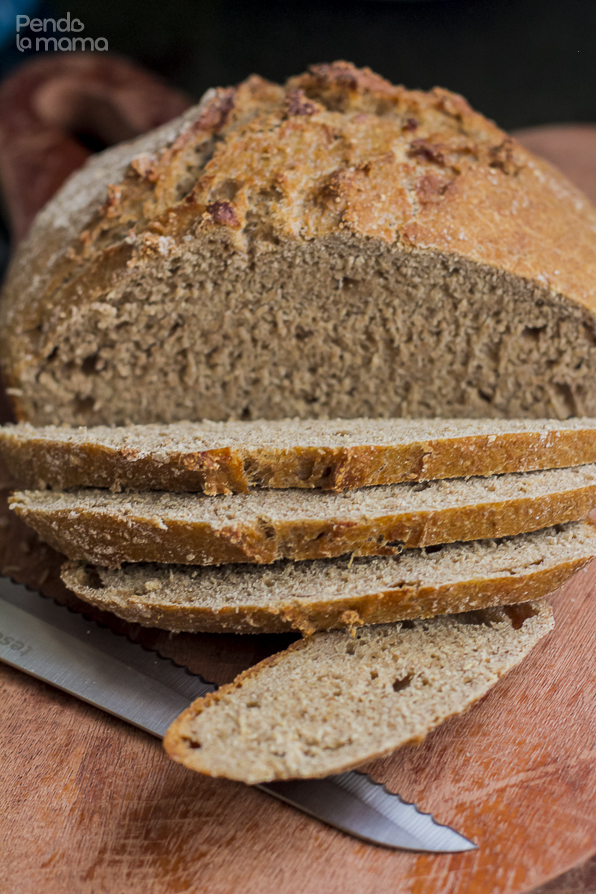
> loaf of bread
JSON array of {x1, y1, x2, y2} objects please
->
[
  {"x1": 60, "y1": 521, "x2": 596, "y2": 633},
  {"x1": 4, "y1": 417, "x2": 596, "y2": 494},
  {"x1": 164, "y1": 600, "x2": 554, "y2": 782},
  {"x1": 12, "y1": 465, "x2": 596, "y2": 567},
  {"x1": 3, "y1": 62, "x2": 596, "y2": 427}
]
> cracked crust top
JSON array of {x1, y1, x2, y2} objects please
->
[{"x1": 3, "y1": 61, "x2": 596, "y2": 423}]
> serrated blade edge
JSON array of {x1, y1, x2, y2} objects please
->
[{"x1": 0, "y1": 576, "x2": 476, "y2": 852}]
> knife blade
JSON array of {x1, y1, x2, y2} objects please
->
[{"x1": 0, "y1": 576, "x2": 476, "y2": 853}]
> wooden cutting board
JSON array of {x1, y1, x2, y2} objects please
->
[{"x1": 1, "y1": 453, "x2": 596, "y2": 894}]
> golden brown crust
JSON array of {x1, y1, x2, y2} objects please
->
[
  {"x1": 4, "y1": 425, "x2": 596, "y2": 493},
  {"x1": 12, "y1": 482, "x2": 596, "y2": 567},
  {"x1": 62, "y1": 554, "x2": 587, "y2": 635},
  {"x1": 0, "y1": 439, "x2": 249, "y2": 495},
  {"x1": 4, "y1": 62, "x2": 596, "y2": 425}
]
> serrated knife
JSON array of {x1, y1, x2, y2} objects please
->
[{"x1": 0, "y1": 576, "x2": 476, "y2": 853}]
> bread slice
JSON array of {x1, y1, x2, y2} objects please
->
[
  {"x1": 12, "y1": 465, "x2": 596, "y2": 567},
  {"x1": 4, "y1": 418, "x2": 596, "y2": 494},
  {"x1": 60, "y1": 521, "x2": 596, "y2": 634},
  {"x1": 4, "y1": 64, "x2": 596, "y2": 428},
  {"x1": 163, "y1": 600, "x2": 554, "y2": 782}
]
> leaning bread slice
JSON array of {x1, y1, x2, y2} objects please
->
[
  {"x1": 61, "y1": 521, "x2": 596, "y2": 634},
  {"x1": 4, "y1": 418, "x2": 596, "y2": 494},
  {"x1": 11, "y1": 465, "x2": 596, "y2": 567},
  {"x1": 164, "y1": 601, "x2": 554, "y2": 783}
]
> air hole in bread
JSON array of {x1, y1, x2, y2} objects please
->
[
  {"x1": 340, "y1": 277, "x2": 360, "y2": 290},
  {"x1": 298, "y1": 460, "x2": 316, "y2": 481},
  {"x1": 83, "y1": 567, "x2": 103, "y2": 590},
  {"x1": 503, "y1": 602, "x2": 539, "y2": 629},
  {"x1": 553, "y1": 382, "x2": 577, "y2": 417},
  {"x1": 458, "y1": 611, "x2": 492, "y2": 627},
  {"x1": 583, "y1": 322, "x2": 596, "y2": 347},
  {"x1": 393, "y1": 674, "x2": 413, "y2": 692},
  {"x1": 74, "y1": 395, "x2": 95, "y2": 415},
  {"x1": 184, "y1": 738, "x2": 202, "y2": 750},
  {"x1": 370, "y1": 670, "x2": 379, "y2": 680},
  {"x1": 258, "y1": 521, "x2": 276, "y2": 541},
  {"x1": 522, "y1": 325, "x2": 546, "y2": 343},
  {"x1": 82, "y1": 353, "x2": 99, "y2": 375}
]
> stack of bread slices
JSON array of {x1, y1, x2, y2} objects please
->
[{"x1": 3, "y1": 416, "x2": 596, "y2": 784}]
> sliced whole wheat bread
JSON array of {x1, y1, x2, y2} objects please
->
[
  {"x1": 4, "y1": 418, "x2": 596, "y2": 494},
  {"x1": 164, "y1": 600, "x2": 554, "y2": 782},
  {"x1": 60, "y1": 521, "x2": 596, "y2": 634},
  {"x1": 11, "y1": 465, "x2": 596, "y2": 567}
]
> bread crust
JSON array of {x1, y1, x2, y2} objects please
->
[
  {"x1": 61, "y1": 553, "x2": 588, "y2": 634},
  {"x1": 4, "y1": 62, "x2": 596, "y2": 425},
  {"x1": 11, "y1": 476, "x2": 596, "y2": 567},
  {"x1": 4, "y1": 421, "x2": 596, "y2": 493}
]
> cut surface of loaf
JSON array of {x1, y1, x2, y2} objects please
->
[
  {"x1": 61, "y1": 521, "x2": 596, "y2": 634},
  {"x1": 164, "y1": 600, "x2": 554, "y2": 782},
  {"x1": 4, "y1": 417, "x2": 596, "y2": 494},
  {"x1": 12, "y1": 465, "x2": 596, "y2": 567},
  {"x1": 4, "y1": 63, "x2": 596, "y2": 426}
]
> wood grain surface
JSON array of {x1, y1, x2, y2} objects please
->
[{"x1": 1, "y1": 463, "x2": 596, "y2": 893}]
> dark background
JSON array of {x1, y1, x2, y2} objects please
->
[{"x1": 49, "y1": 0, "x2": 596, "y2": 131}]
